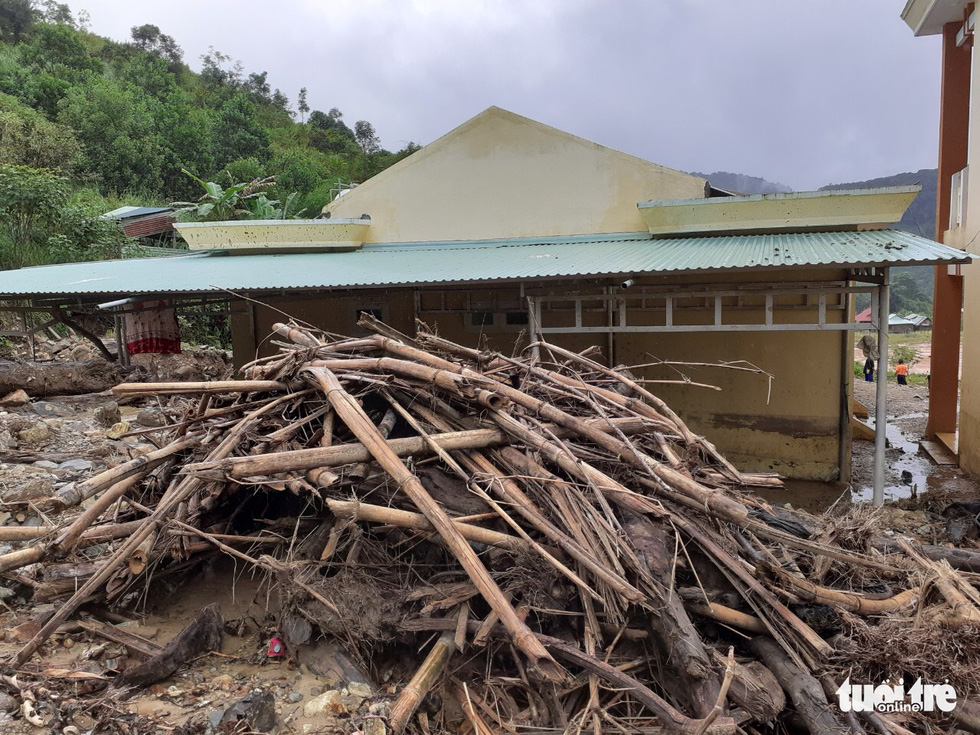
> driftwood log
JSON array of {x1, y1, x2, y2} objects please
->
[{"x1": 0, "y1": 359, "x2": 135, "y2": 397}]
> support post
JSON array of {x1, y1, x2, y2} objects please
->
[
  {"x1": 873, "y1": 269, "x2": 890, "y2": 506},
  {"x1": 927, "y1": 21, "x2": 971, "y2": 439},
  {"x1": 527, "y1": 296, "x2": 541, "y2": 361},
  {"x1": 114, "y1": 312, "x2": 123, "y2": 363}
]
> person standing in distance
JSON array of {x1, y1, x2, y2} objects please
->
[{"x1": 895, "y1": 359, "x2": 909, "y2": 386}]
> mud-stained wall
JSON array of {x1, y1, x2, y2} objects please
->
[
  {"x1": 231, "y1": 271, "x2": 852, "y2": 481},
  {"x1": 231, "y1": 290, "x2": 416, "y2": 368},
  {"x1": 611, "y1": 269, "x2": 851, "y2": 480}
]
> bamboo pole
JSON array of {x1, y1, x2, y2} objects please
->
[
  {"x1": 0, "y1": 526, "x2": 54, "y2": 542},
  {"x1": 0, "y1": 547, "x2": 44, "y2": 573},
  {"x1": 52, "y1": 435, "x2": 200, "y2": 509},
  {"x1": 112, "y1": 380, "x2": 294, "y2": 395},
  {"x1": 303, "y1": 366, "x2": 563, "y2": 682},
  {"x1": 758, "y1": 561, "x2": 920, "y2": 615},
  {"x1": 327, "y1": 499, "x2": 535, "y2": 553},
  {"x1": 185, "y1": 416, "x2": 653, "y2": 480},
  {"x1": 389, "y1": 629, "x2": 456, "y2": 733},
  {"x1": 54, "y1": 474, "x2": 143, "y2": 552}
]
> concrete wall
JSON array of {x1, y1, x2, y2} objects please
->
[
  {"x1": 232, "y1": 270, "x2": 851, "y2": 481},
  {"x1": 323, "y1": 107, "x2": 707, "y2": 243},
  {"x1": 950, "y1": 37, "x2": 980, "y2": 475}
]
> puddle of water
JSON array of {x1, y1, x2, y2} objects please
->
[
  {"x1": 760, "y1": 420, "x2": 954, "y2": 511},
  {"x1": 894, "y1": 412, "x2": 928, "y2": 421}
]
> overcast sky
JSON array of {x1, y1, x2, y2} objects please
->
[{"x1": 75, "y1": 0, "x2": 941, "y2": 191}]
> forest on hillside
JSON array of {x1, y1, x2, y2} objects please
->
[
  {"x1": 0, "y1": 0, "x2": 419, "y2": 269},
  {"x1": 822, "y1": 170, "x2": 938, "y2": 317}
]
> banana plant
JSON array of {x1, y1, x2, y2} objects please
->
[{"x1": 172, "y1": 170, "x2": 277, "y2": 221}]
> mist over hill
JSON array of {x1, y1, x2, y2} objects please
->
[{"x1": 690, "y1": 171, "x2": 793, "y2": 195}]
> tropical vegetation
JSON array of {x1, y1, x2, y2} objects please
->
[{"x1": 0, "y1": 0, "x2": 418, "y2": 269}]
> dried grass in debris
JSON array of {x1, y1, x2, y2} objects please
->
[{"x1": 0, "y1": 315, "x2": 977, "y2": 733}]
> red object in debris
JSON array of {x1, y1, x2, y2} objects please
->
[{"x1": 267, "y1": 637, "x2": 284, "y2": 657}]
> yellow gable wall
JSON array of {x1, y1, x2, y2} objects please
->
[{"x1": 324, "y1": 107, "x2": 707, "y2": 242}]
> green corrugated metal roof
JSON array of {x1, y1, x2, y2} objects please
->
[{"x1": 0, "y1": 229, "x2": 967, "y2": 298}]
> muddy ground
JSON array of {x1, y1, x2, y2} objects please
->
[{"x1": 851, "y1": 377, "x2": 980, "y2": 506}]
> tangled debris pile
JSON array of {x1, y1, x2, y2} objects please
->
[{"x1": 0, "y1": 317, "x2": 979, "y2": 734}]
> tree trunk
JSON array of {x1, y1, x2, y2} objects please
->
[{"x1": 0, "y1": 359, "x2": 134, "y2": 397}]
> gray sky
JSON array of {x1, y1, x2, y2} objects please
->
[{"x1": 76, "y1": 0, "x2": 941, "y2": 191}]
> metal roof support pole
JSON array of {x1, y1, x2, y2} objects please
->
[
  {"x1": 527, "y1": 295, "x2": 541, "y2": 362},
  {"x1": 873, "y1": 268, "x2": 890, "y2": 506},
  {"x1": 113, "y1": 312, "x2": 123, "y2": 364}
]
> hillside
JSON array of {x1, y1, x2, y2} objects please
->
[
  {"x1": 690, "y1": 171, "x2": 792, "y2": 195},
  {"x1": 819, "y1": 168, "x2": 937, "y2": 239},
  {"x1": 0, "y1": 3, "x2": 417, "y2": 269}
]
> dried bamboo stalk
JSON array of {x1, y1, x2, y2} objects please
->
[
  {"x1": 303, "y1": 365, "x2": 563, "y2": 682},
  {"x1": 758, "y1": 561, "x2": 920, "y2": 615},
  {"x1": 327, "y1": 499, "x2": 535, "y2": 553},
  {"x1": 54, "y1": 473, "x2": 143, "y2": 552},
  {"x1": 389, "y1": 629, "x2": 456, "y2": 733},
  {"x1": 52, "y1": 435, "x2": 200, "y2": 509},
  {"x1": 187, "y1": 416, "x2": 653, "y2": 480},
  {"x1": 113, "y1": 379, "x2": 296, "y2": 395}
]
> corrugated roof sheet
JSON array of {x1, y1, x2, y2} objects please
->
[
  {"x1": 0, "y1": 229, "x2": 967, "y2": 298},
  {"x1": 102, "y1": 206, "x2": 173, "y2": 220}
]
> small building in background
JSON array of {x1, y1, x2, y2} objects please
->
[
  {"x1": 888, "y1": 314, "x2": 917, "y2": 334},
  {"x1": 905, "y1": 313, "x2": 933, "y2": 330},
  {"x1": 102, "y1": 206, "x2": 177, "y2": 243}
]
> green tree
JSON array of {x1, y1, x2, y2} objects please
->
[
  {"x1": 890, "y1": 271, "x2": 932, "y2": 317},
  {"x1": 0, "y1": 163, "x2": 66, "y2": 245},
  {"x1": 0, "y1": 91, "x2": 81, "y2": 170},
  {"x1": 297, "y1": 86, "x2": 308, "y2": 123},
  {"x1": 40, "y1": 0, "x2": 73, "y2": 25},
  {"x1": 58, "y1": 76, "x2": 164, "y2": 193},
  {"x1": 155, "y1": 96, "x2": 214, "y2": 199},
  {"x1": 354, "y1": 120, "x2": 380, "y2": 154},
  {"x1": 22, "y1": 23, "x2": 102, "y2": 77},
  {"x1": 130, "y1": 23, "x2": 182, "y2": 67},
  {"x1": 0, "y1": 0, "x2": 37, "y2": 43},
  {"x1": 212, "y1": 92, "x2": 269, "y2": 169}
]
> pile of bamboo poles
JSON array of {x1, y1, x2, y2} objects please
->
[{"x1": 3, "y1": 315, "x2": 980, "y2": 734}]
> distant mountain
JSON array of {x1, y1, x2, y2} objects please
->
[
  {"x1": 820, "y1": 169, "x2": 939, "y2": 312},
  {"x1": 692, "y1": 167, "x2": 941, "y2": 313},
  {"x1": 819, "y1": 168, "x2": 938, "y2": 239},
  {"x1": 690, "y1": 171, "x2": 792, "y2": 195}
]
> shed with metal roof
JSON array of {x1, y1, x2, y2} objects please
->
[{"x1": 0, "y1": 107, "x2": 969, "y2": 498}]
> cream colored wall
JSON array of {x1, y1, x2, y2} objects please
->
[
  {"x1": 232, "y1": 271, "x2": 851, "y2": 480},
  {"x1": 611, "y1": 269, "x2": 849, "y2": 480},
  {"x1": 324, "y1": 107, "x2": 707, "y2": 243},
  {"x1": 230, "y1": 290, "x2": 416, "y2": 369},
  {"x1": 955, "y1": 47, "x2": 980, "y2": 475}
]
